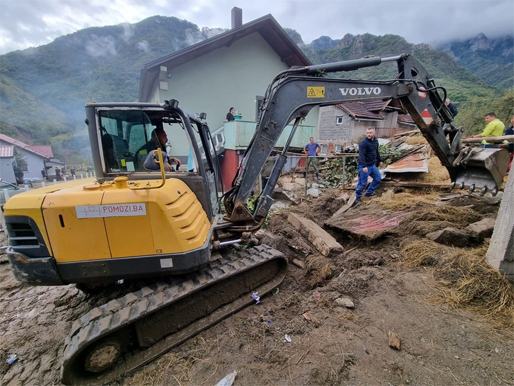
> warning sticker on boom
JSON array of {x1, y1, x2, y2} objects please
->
[{"x1": 307, "y1": 87, "x2": 325, "y2": 98}]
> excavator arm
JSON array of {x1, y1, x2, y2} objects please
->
[{"x1": 223, "y1": 53, "x2": 509, "y2": 226}]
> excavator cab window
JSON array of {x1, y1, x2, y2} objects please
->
[{"x1": 97, "y1": 109, "x2": 200, "y2": 175}]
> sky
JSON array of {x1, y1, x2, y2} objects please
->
[{"x1": 0, "y1": 0, "x2": 513, "y2": 55}]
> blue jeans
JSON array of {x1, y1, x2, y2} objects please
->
[{"x1": 355, "y1": 164, "x2": 382, "y2": 201}]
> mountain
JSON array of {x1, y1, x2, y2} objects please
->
[
  {"x1": 0, "y1": 16, "x2": 512, "y2": 164},
  {"x1": 435, "y1": 33, "x2": 513, "y2": 90},
  {"x1": 302, "y1": 33, "x2": 498, "y2": 102}
]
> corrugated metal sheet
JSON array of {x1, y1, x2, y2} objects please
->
[
  {"x1": 383, "y1": 152, "x2": 429, "y2": 173},
  {"x1": 327, "y1": 210, "x2": 409, "y2": 238},
  {"x1": 0, "y1": 145, "x2": 14, "y2": 158}
]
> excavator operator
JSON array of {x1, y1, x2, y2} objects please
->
[{"x1": 143, "y1": 127, "x2": 181, "y2": 171}]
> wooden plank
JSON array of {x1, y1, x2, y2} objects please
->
[
  {"x1": 462, "y1": 135, "x2": 514, "y2": 144},
  {"x1": 287, "y1": 212, "x2": 344, "y2": 257}
]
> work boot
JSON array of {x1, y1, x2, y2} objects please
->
[
  {"x1": 315, "y1": 172, "x2": 319, "y2": 181},
  {"x1": 303, "y1": 172, "x2": 306, "y2": 178}
]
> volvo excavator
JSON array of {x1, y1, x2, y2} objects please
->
[{"x1": 3, "y1": 53, "x2": 509, "y2": 384}]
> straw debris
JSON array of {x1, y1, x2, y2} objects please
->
[
  {"x1": 400, "y1": 239, "x2": 514, "y2": 328},
  {"x1": 376, "y1": 189, "x2": 439, "y2": 211},
  {"x1": 404, "y1": 135, "x2": 428, "y2": 145}
]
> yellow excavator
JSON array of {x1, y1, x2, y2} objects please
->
[{"x1": 3, "y1": 54, "x2": 509, "y2": 384}]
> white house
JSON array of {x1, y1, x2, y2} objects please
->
[
  {"x1": 138, "y1": 8, "x2": 319, "y2": 190},
  {"x1": 0, "y1": 133, "x2": 60, "y2": 181}
]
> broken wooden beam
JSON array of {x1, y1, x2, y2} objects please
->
[
  {"x1": 287, "y1": 212, "x2": 344, "y2": 257},
  {"x1": 462, "y1": 135, "x2": 514, "y2": 144}
]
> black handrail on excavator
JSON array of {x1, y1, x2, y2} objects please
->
[{"x1": 223, "y1": 53, "x2": 509, "y2": 226}]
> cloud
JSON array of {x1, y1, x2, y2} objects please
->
[
  {"x1": 0, "y1": 0, "x2": 513, "y2": 55},
  {"x1": 121, "y1": 23, "x2": 134, "y2": 42},
  {"x1": 137, "y1": 40, "x2": 150, "y2": 53},
  {"x1": 86, "y1": 35, "x2": 117, "y2": 57}
]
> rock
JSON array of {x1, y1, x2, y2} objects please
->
[
  {"x1": 270, "y1": 201, "x2": 288, "y2": 211},
  {"x1": 280, "y1": 181, "x2": 299, "y2": 191},
  {"x1": 388, "y1": 331, "x2": 401, "y2": 350},
  {"x1": 306, "y1": 187, "x2": 319, "y2": 197},
  {"x1": 335, "y1": 297, "x2": 355, "y2": 308},
  {"x1": 425, "y1": 227, "x2": 469, "y2": 247},
  {"x1": 465, "y1": 217, "x2": 495, "y2": 241},
  {"x1": 254, "y1": 230, "x2": 282, "y2": 250},
  {"x1": 336, "y1": 192, "x2": 350, "y2": 203},
  {"x1": 302, "y1": 311, "x2": 320, "y2": 326}
]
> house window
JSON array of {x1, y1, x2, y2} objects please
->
[{"x1": 336, "y1": 116, "x2": 344, "y2": 125}]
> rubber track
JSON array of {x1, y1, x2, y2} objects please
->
[{"x1": 61, "y1": 245, "x2": 287, "y2": 385}]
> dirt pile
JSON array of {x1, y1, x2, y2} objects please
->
[{"x1": 1, "y1": 186, "x2": 514, "y2": 386}]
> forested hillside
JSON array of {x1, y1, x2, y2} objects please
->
[
  {"x1": 0, "y1": 15, "x2": 512, "y2": 164},
  {"x1": 435, "y1": 33, "x2": 514, "y2": 90}
]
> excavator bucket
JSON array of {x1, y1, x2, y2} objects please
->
[{"x1": 451, "y1": 147, "x2": 510, "y2": 193}]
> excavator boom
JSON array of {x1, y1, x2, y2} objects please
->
[{"x1": 223, "y1": 53, "x2": 509, "y2": 225}]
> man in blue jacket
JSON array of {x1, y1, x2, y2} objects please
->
[
  {"x1": 355, "y1": 127, "x2": 383, "y2": 205},
  {"x1": 303, "y1": 137, "x2": 321, "y2": 180}
]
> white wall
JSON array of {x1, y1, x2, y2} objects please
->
[
  {"x1": 17, "y1": 149, "x2": 46, "y2": 179},
  {"x1": 0, "y1": 157, "x2": 16, "y2": 183}
]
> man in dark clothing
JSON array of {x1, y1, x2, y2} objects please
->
[
  {"x1": 355, "y1": 128, "x2": 383, "y2": 205},
  {"x1": 445, "y1": 99, "x2": 458, "y2": 117},
  {"x1": 13, "y1": 166, "x2": 24, "y2": 185},
  {"x1": 225, "y1": 107, "x2": 236, "y2": 122}
]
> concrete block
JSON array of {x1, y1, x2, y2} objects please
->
[
  {"x1": 426, "y1": 227, "x2": 469, "y2": 247},
  {"x1": 287, "y1": 212, "x2": 344, "y2": 257},
  {"x1": 487, "y1": 167, "x2": 514, "y2": 285},
  {"x1": 465, "y1": 217, "x2": 496, "y2": 241}
]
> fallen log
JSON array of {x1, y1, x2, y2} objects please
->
[{"x1": 462, "y1": 135, "x2": 514, "y2": 144}]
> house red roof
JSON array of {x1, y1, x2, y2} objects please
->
[
  {"x1": 337, "y1": 100, "x2": 415, "y2": 126},
  {"x1": 0, "y1": 134, "x2": 52, "y2": 159},
  {"x1": 337, "y1": 100, "x2": 391, "y2": 120},
  {"x1": 397, "y1": 114, "x2": 416, "y2": 125},
  {"x1": 28, "y1": 146, "x2": 54, "y2": 158}
]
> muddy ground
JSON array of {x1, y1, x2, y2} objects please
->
[{"x1": 1, "y1": 186, "x2": 514, "y2": 386}]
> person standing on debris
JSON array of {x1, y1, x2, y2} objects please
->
[
  {"x1": 303, "y1": 137, "x2": 321, "y2": 180},
  {"x1": 354, "y1": 127, "x2": 383, "y2": 206},
  {"x1": 55, "y1": 167, "x2": 61, "y2": 181},
  {"x1": 473, "y1": 112, "x2": 505, "y2": 148},
  {"x1": 225, "y1": 107, "x2": 236, "y2": 122},
  {"x1": 500, "y1": 115, "x2": 514, "y2": 172},
  {"x1": 445, "y1": 98, "x2": 458, "y2": 117}
]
